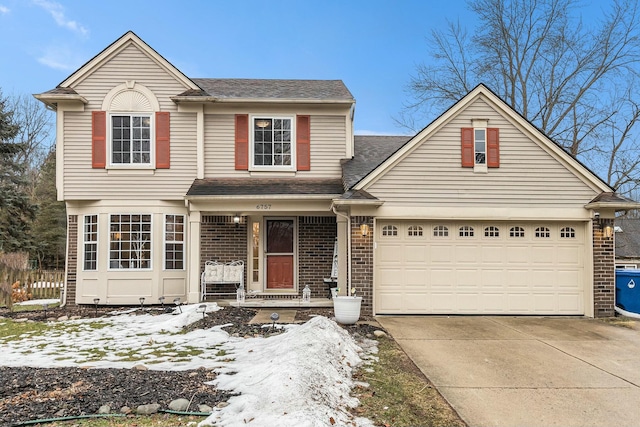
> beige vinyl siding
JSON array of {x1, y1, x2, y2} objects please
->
[
  {"x1": 62, "y1": 43, "x2": 197, "y2": 200},
  {"x1": 73, "y1": 43, "x2": 188, "y2": 111},
  {"x1": 63, "y1": 111, "x2": 197, "y2": 200},
  {"x1": 366, "y1": 98, "x2": 599, "y2": 208},
  {"x1": 203, "y1": 114, "x2": 345, "y2": 177}
]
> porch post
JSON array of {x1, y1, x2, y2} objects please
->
[
  {"x1": 187, "y1": 210, "x2": 201, "y2": 303},
  {"x1": 336, "y1": 214, "x2": 348, "y2": 293}
]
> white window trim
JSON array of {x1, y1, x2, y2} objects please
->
[
  {"x1": 82, "y1": 214, "x2": 98, "y2": 272},
  {"x1": 249, "y1": 115, "x2": 296, "y2": 172},
  {"x1": 108, "y1": 214, "x2": 153, "y2": 271},
  {"x1": 163, "y1": 214, "x2": 185, "y2": 271},
  {"x1": 107, "y1": 112, "x2": 155, "y2": 169},
  {"x1": 471, "y1": 118, "x2": 488, "y2": 173}
]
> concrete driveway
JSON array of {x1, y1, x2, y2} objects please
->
[{"x1": 377, "y1": 316, "x2": 640, "y2": 427}]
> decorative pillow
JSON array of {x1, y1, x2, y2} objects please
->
[
  {"x1": 224, "y1": 264, "x2": 243, "y2": 283},
  {"x1": 204, "y1": 264, "x2": 224, "y2": 282}
]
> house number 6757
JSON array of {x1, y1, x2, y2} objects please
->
[{"x1": 256, "y1": 204, "x2": 272, "y2": 210}]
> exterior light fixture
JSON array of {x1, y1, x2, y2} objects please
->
[
  {"x1": 158, "y1": 296, "x2": 165, "y2": 310},
  {"x1": 270, "y1": 312, "x2": 280, "y2": 330},
  {"x1": 139, "y1": 297, "x2": 145, "y2": 310},
  {"x1": 604, "y1": 225, "x2": 614, "y2": 239},
  {"x1": 359, "y1": 223, "x2": 370, "y2": 237},
  {"x1": 173, "y1": 297, "x2": 182, "y2": 313},
  {"x1": 197, "y1": 304, "x2": 207, "y2": 319},
  {"x1": 233, "y1": 214, "x2": 240, "y2": 228},
  {"x1": 93, "y1": 298, "x2": 100, "y2": 316},
  {"x1": 42, "y1": 303, "x2": 48, "y2": 320}
]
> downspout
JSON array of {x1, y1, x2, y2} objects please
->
[
  {"x1": 60, "y1": 214, "x2": 69, "y2": 307},
  {"x1": 331, "y1": 204, "x2": 351, "y2": 295}
]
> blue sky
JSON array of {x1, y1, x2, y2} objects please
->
[{"x1": 0, "y1": 0, "x2": 603, "y2": 135}]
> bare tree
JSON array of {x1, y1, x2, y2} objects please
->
[{"x1": 399, "y1": 0, "x2": 640, "y2": 195}]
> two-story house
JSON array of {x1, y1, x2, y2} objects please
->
[{"x1": 35, "y1": 31, "x2": 638, "y2": 317}]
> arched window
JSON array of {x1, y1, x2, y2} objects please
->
[
  {"x1": 459, "y1": 226, "x2": 474, "y2": 237},
  {"x1": 560, "y1": 227, "x2": 575, "y2": 238},
  {"x1": 535, "y1": 227, "x2": 550, "y2": 238},
  {"x1": 484, "y1": 226, "x2": 500, "y2": 237},
  {"x1": 407, "y1": 225, "x2": 423, "y2": 237},
  {"x1": 382, "y1": 225, "x2": 398, "y2": 237},
  {"x1": 433, "y1": 225, "x2": 449, "y2": 237},
  {"x1": 509, "y1": 226, "x2": 525, "y2": 237}
]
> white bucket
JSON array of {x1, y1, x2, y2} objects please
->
[{"x1": 333, "y1": 296, "x2": 362, "y2": 325}]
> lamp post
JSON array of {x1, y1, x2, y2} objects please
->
[
  {"x1": 158, "y1": 296, "x2": 165, "y2": 310},
  {"x1": 173, "y1": 297, "x2": 182, "y2": 313},
  {"x1": 139, "y1": 297, "x2": 145, "y2": 310},
  {"x1": 93, "y1": 298, "x2": 100, "y2": 317}
]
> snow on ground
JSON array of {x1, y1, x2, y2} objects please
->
[
  {"x1": 14, "y1": 298, "x2": 60, "y2": 306},
  {"x1": 0, "y1": 303, "x2": 376, "y2": 427}
]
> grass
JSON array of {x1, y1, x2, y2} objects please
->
[{"x1": 352, "y1": 335, "x2": 466, "y2": 427}]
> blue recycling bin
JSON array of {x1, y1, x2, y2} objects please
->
[{"x1": 615, "y1": 270, "x2": 640, "y2": 314}]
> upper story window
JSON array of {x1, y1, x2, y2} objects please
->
[
  {"x1": 253, "y1": 117, "x2": 293, "y2": 169},
  {"x1": 111, "y1": 114, "x2": 152, "y2": 165},
  {"x1": 461, "y1": 125, "x2": 499, "y2": 169},
  {"x1": 475, "y1": 129, "x2": 486, "y2": 165}
]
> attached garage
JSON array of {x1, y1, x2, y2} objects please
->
[{"x1": 375, "y1": 221, "x2": 587, "y2": 315}]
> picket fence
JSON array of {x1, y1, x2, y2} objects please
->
[{"x1": 0, "y1": 265, "x2": 64, "y2": 309}]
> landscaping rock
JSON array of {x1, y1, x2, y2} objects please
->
[
  {"x1": 198, "y1": 404, "x2": 213, "y2": 413},
  {"x1": 57, "y1": 315, "x2": 69, "y2": 321},
  {"x1": 132, "y1": 364, "x2": 148, "y2": 371},
  {"x1": 216, "y1": 401, "x2": 230, "y2": 408},
  {"x1": 98, "y1": 405, "x2": 111, "y2": 414},
  {"x1": 168, "y1": 398, "x2": 190, "y2": 411},
  {"x1": 373, "y1": 330, "x2": 387, "y2": 338},
  {"x1": 120, "y1": 406, "x2": 132, "y2": 414},
  {"x1": 136, "y1": 403, "x2": 161, "y2": 415}
]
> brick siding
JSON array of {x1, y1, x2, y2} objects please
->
[
  {"x1": 593, "y1": 218, "x2": 615, "y2": 317},
  {"x1": 351, "y1": 216, "x2": 373, "y2": 315},
  {"x1": 66, "y1": 215, "x2": 78, "y2": 306},
  {"x1": 298, "y1": 216, "x2": 337, "y2": 298}
]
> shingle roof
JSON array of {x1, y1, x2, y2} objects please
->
[
  {"x1": 342, "y1": 135, "x2": 411, "y2": 190},
  {"x1": 189, "y1": 78, "x2": 354, "y2": 101},
  {"x1": 186, "y1": 178, "x2": 344, "y2": 197},
  {"x1": 615, "y1": 218, "x2": 640, "y2": 258}
]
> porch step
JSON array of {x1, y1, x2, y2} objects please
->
[
  {"x1": 223, "y1": 298, "x2": 333, "y2": 309},
  {"x1": 249, "y1": 309, "x2": 297, "y2": 324}
]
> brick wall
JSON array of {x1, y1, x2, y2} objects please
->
[
  {"x1": 593, "y1": 218, "x2": 615, "y2": 317},
  {"x1": 351, "y1": 216, "x2": 373, "y2": 315},
  {"x1": 298, "y1": 216, "x2": 336, "y2": 298},
  {"x1": 66, "y1": 215, "x2": 78, "y2": 306},
  {"x1": 200, "y1": 215, "x2": 248, "y2": 293}
]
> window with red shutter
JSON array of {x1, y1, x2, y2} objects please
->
[
  {"x1": 487, "y1": 128, "x2": 499, "y2": 168},
  {"x1": 461, "y1": 127, "x2": 499, "y2": 169},
  {"x1": 461, "y1": 128, "x2": 474, "y2": 167}
]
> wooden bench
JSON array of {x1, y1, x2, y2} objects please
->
[{"x1": 201, "y1": 260, "x2": 244, "y2": 300}]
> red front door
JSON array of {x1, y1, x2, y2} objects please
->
[{"x1": 265, "y1": 219, "x2": 294, "y2": 289}]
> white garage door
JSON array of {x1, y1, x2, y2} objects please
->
[{"x1": 375, "y1": 221, "x2": 586, "y2": 315}]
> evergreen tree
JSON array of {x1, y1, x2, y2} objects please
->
[
  {"x1": 30, "y1": 149, "x2": 66, "y2": 269},
  {"x1": 0, "y1": 91, "x2": 36, "y2": 253}
]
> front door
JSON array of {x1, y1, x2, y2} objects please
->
[{"x1": 265, "y1": 218, "x2": 295, "y2": 289}]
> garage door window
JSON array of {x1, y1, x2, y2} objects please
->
[
  {"x1": 459, "y1": 226, "x2": 474, "y2": 237},
  {"x1": 560, "y1": 227, "x2": 576, "y2": 238},
  {"x1": 484, "y1": 226, "x2": 500, "y2": 237},
  {"x1": 407, "y1": 225, "x2": 423, "y2": 237},
  {"x1": 510, "y1": 226, "x2": 525, "y2": 237},
  {"x1": 433, "y1": 225, "x2": 449, "y2": 237},
  {"x1": 382, "y1": 225, "x2": 398, "y2": 237},
  {"x1": 535, "y1": 227, "x2": 551, "y2": 238}
]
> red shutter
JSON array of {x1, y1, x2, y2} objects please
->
[
  {"x1": 92, "y1": 111, "x2": 106, "y2": 168},
  {"x1": 487, "y1": 127, "x2": 500, "y2": 168},
  {"x1": 296, "y1": 115, "x2": 310, "y2": 171},
  {"x1": 235, "y1": 114, "x2": 249, "y2": 170},
  {"x1": 155, "y1": 111, "x2": 170, "y2": 169},
  {"x1": 461, "y1": 127, "x2": 474, "y2": 167}
]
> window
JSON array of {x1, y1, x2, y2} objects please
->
[
  {"x1": 535, "y1": 227, "x2": 550, "y2": 238},
  {"x1": 164, "y1": 215, "x2": 184, "y2": 270},
  {"x1": 408, "y1": 225, "x2": 423, "y2": 237},
  {"x1": 111, "y1": 115, "x2": 152, "y2": 165},
  {"x1": 475, "y1": 129, "x2": 486, "y2": 165},
  {"x1": 109, "y1": 214, "x2": 152, "y2": 269},
  {"x1": 433, "y1": 225, "x2": 449, "y2": 237},
  {"x1": 510, "y1": 226, "x2": 525, "y2": 237},
  {"x1": 253, "y1": 117, "x2": 293, "y2": 167},
  {"x1": 459, "y1": 226, "x2": 474, "y2": 237},
  {"x1": 484, "y1": 226, "x2": 500, "y2": 237},
  {"x1": 560, "y1": 227, "x2": 575, "y2": 238},
  {"x1": 83, "y1": 215, "x2": 98, "y2": 271},
  {"x1": 382, "y1": 225, "x2": 398, "y2": 236},
  {"x1": 252, "y1": 221, "x2": 260, "y2": 282}
]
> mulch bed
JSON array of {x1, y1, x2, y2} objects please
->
[{"x1": 0, "y1": 304, "x2": 383, "y2": 426}]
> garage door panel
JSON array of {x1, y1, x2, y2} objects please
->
[{"x1": 375, "y1": 221, "x2": 585, "y2": 315}]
